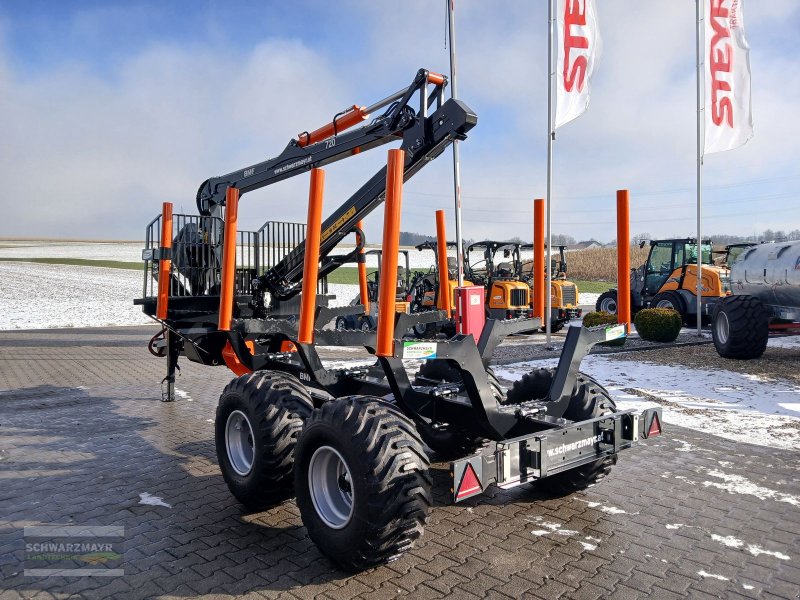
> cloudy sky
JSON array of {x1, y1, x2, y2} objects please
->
[{"x1": 1, "y1": 0, "x2": 798, "y2": 242}]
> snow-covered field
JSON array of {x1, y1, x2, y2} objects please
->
[{"x1": 494, "y1": 347, "x2": 800, "y2": 451}]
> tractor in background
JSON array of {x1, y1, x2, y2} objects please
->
[{"x1": 596, "y1": 238, "x2": 730, "y2": 324}]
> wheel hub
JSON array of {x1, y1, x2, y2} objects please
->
[
  {"x1": 716, "y1": 311, "x2": 730, "y2": 344},
  {"x1": 225, "y1": 410, "x2": 255, "y2": 476},
  {"x1": 308, "y1": 445, "x2": 354, "y2": 529}
]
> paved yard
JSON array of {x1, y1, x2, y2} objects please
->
[{"x1": 1, "y1": 326, "x2": 798, "y2": 599}]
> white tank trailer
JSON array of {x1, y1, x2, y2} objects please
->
[{"x1": 712, "y1": 240, "x2": 800, "y2": 359}]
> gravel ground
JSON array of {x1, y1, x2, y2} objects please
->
[
  {"x1": 608, "y1": 335, "x2": 800, "y2": 384},
  {"x1": 491, "y1": 327, "x2": 714, "y2": 364}
]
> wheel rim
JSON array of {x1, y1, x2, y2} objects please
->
[
  {"x1": 360, "y1": 320, "x2": 371, "y2": 332},
  {"x1": 600, "y1": 298, "x2": 617, "y2": 313},
  {"x1": 308, "y1": 446, "x2": 354, "y2": 529},
  {"x1": 716, "y1": 311, "x2": 730, "y2": 344},
  {"x1": 655, "y1": 299, "x2": 674, "y2": 309},
  {"x1": 413, "y1": 323, "x2": 427, "y2": 336},
  {"x1": 336, "y1": 318, "x2": 347, "y2": 331},
  {"x1": 225, "y1": 410, "x2": 255, "y2": 476}
]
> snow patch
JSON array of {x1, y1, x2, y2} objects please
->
[
  {"x1": 702, "y1": 468, "x2": 800, "y2": 507},
  {"x1": 174, "y1": 389, "x2": 191, "y2": 401},
  {"x1": 742, "y1": 584, "x2": 755, "y2": 590},
  {"x1": 138, "y1": 493, "x2": 171, "y2": 508},
  {"x1": 698, "y1": 571, "x2": 729, "y2": 581},
  {"x1": 665, "y1": 524, "x2": 684, "y2": 530},
  {"x1": 711, "y1": 534, "x2": 744, "y2": 549},
  {"x1": 747, "y1": 545, "x2": 790, "y2": 561}
]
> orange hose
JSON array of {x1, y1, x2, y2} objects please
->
[
  {"x1": 616, "y1": 190, "x2": 631, "y2": 330},
  {"x1": 533, "y1": 199, "x2": 545, "y2": 320},
  {"x1": 376, "y1": 149, "x2": 405, "y2": 357},
  {"x1": 435, "y1": 210, "x2": 451, "y2": 318},
  {"x1": 218, "y1": 188, "x2": 240, "y2": 331},
  {"x1": 298, "y1": 169, "x2": 325, "y2": 344},
  {"x1": 356, "y1": 220, "x2": 370, "y2": 314},
  {"x1": 156, "y1": 202, "x2": 173, "y2": 320}
]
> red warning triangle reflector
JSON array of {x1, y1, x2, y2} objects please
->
[
  {"x1": 456, "y1": 463, "x2": 482, "y2": 500},
  {"x1": 647, "y1": 412, "x2": 662, "y2": 438}
]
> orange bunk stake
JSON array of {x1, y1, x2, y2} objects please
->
[
  {"x1": 533, "y1": 198, "x2": 545, "y2": 320},
  {"x1": 218, "y1": 188, "x2": 240, "y2": 331},
  {"x1": 355, "y1": 219, "x2": 370, "y2": 314},
  {"x1": 298, "y1": 169, "x2": 326, "y2": 344},
  {"x1": 156, "y1": 202, "x2": 174, "y2": 320},
  {"x1": 435, "y1": 210, "x2": 452, "y2": 318},
  {"x1": 616, "y1": 189, "x2": 631, "y2": 331},
  {"x1": 296, "y1": 106, "x2": 369, "y2": 148},
  {"x1": 376, "y1": 149, "x2": 405, "y2": 357}
]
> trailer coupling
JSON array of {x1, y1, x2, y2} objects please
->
[{"x1": 450, "y1": 407, "x2": 662, "y2": 502}]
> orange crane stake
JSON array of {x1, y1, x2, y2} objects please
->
[
  {"x1": 218, "y1": 188, "x2": 240, "y2": 331},
  {"x1": 156, "y1": 202, "x2": 173, "y2": 320},
  {"x1": 298, "y1": 169, "x2": 326, "y2": 344},
  {"x1": 435, "y1": 210, "x2": 452, "y2": 318},
  {"x1": 533, "y1": 198, "x2": 545, "y2": 320},
  {"x1": 376, "y1": 149, "x2": 405, "y2": 357},
  {"x1": 616, "y1": 189, "x2": 631, "y2": 331},
  {"x1": 356, "y1": 219, "x2": 370, "y2": 314}
]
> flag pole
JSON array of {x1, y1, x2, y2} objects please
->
[
  {"x1": 696, "y1": 0, "x2": 704, "y2": 336},
  {"x1": 545, "y1": 0, "x2": 555, "y2": 347},
  {"x1": 447, "y1": 0, "x2": 465, "y2": 290}
]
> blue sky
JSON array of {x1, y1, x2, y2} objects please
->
[{"x1": 1, "y1": 0, "x2": 798, "y2": 241}]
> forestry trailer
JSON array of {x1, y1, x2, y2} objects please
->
[{"x1": 136, "y1": 68, "x2": 662, "y2": 571}]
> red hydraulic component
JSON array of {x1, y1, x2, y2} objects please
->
[
  {"x1": 435, "y1": 210, "x2": 452, "y2": 318},
  {"x1": 616, "y1": 190, "x2": 631, "y2": 331},
  {"x1": 296, "y1": 105, "x2": 369, "y2": 148},
  {"x1": 533, "y1": 198, "x2": 545, "y2": 320},
  {"x1": 218, "y1": 188, "x2": 240, "y2": 331},
  {"x1": 156, "y1": 202, "x2": 173, "y2": 320},
  {"x1": 355, "y1": 219, "x2": 370, "y2": 314},
  {"x1": 456, "y1": 286, "x2": 485, "y2": 339},
  {"x1": 376, "y1": 149, "x2": 405, "y2": 357},
  {"x1": 298, "y1": 168, "x2": 326, "y2": 344}
]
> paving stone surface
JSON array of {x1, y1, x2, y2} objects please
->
[{"x1": 0, "y1": 326, "x2": 798, "y2": 599}]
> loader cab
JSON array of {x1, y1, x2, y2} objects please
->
[{"x1": 643, "y1": 239, "x2": 713, "y2": 297}]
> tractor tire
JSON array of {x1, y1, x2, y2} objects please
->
[
  {"x1": 215, "y1": 371, "x2": 313, "y2": 510},
  {"x1": 504, "y1": 368, "x2": 617, "y2": 496},
  {"x1": 412, "y1": 360, "x2": 494, "y2": 459},
  {"x1": 549, "y1": 319, "x2": 565, "y2": 333},
  {"x1": 596, "y1": 291, "x2": 618, "y2": 315},
  {"x1": 651, "y1": 291, "x2": 687, "y2": 322},
  {"x1": 712, "y1": 295, "x2": 769, "y2": 359},
  {"x1": 294, "y1": 396, "x2": 432, "y2": 571}
]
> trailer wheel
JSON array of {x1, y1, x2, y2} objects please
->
[
  {"x1": 335, "y1": 317, "x2": 348, "y2": 331},
  {"x1": 412, "y1": 360, "x2": 497, "y2": 459},
  {"x1": 215, "y1": 371, "x2": 313, "y2": 510},
  {"x1": 294, "y1": 396, "x2": 432, "y2": 571},
  {"x1": 712, "y1": 295, "x2": 769, "y2": 359},
  {"x1": 596, "y1": 291, "x2": 618, "y2": 315},
  {"x1": 504, "y1": 368, "x2": 617, "y2": 495}
]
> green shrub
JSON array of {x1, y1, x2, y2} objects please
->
[
  {"x1": 634, "y1": 308, "x2": 682, "y2": 343},
  {"x1": 581, "y1": 311, "x2": 626, "y2": 346}
]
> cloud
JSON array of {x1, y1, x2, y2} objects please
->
[{"x1": 0, "y1": 1, "x2": 798, "y2": 243}]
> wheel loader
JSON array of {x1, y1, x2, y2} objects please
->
[
  {"x1": 519, "y1": 243, "x2": 582, "y2": 332},
  {"x1": 135, "y1": 68, "x2": 662, "y2": 572},
  {"x1": 595, "y1": 238, "x2": 730, "y2": 323},
  {"x1": 465, "y1": 241, "x2": 531, "y2": 319}
]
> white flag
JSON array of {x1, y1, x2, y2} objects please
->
[
  {"x1": 555, "y1": 0, "x2": 602, "y2": 129},
  {"x1": 704, "y1": 0, "x2": 753, "y2": 154}
]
